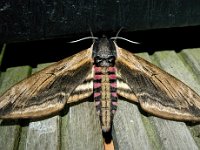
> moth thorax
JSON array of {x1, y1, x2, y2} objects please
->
[
  {"x1": 93, "y1": 37, "x2": 116, "y2": 67},
  {"x1": 93, "y1": 66, "x2": 118, "y2": 132}
]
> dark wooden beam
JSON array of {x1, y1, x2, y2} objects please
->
[{"x1": 1, "y1": 0, "x2": 200, "y2": 43}]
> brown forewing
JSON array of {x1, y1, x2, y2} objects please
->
[
  {"x1": 115, "y1": 47, "x2": 200, "y2": 121},
  {"x1": 0, "y1": 48, "x2": 93, "y2": 119}
]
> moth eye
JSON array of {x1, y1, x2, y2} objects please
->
[
  {"x1": 108, "y1": 56, "x2": 115, "y2": 63},
  {"x1": 95, "y1": 56, "x2": 103, "y2": 63}
]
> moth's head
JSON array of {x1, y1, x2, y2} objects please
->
[{"x1": 93, "y1": 36, "x2": 116, "y2": 67}]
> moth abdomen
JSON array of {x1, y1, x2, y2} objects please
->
[{"x1": 93, "y1": 66, "x2": 118, "y2": 132}]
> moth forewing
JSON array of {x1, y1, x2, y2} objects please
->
[
  {"x1": 115, "y1": 47, "x2": 200, "y2": 121},
  {"x1": 0, "y1": 48, "x2": 93, "y2": 119}
]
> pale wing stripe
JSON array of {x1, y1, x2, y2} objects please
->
[
  {"x1": 117, "y1": 70, "x2": 137, "y2": 102},
  {"x1": 67, "y1": 80, "x2": 93, "y2": 103}
]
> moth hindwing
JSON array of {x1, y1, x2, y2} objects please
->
[{"x1": 0, "y1": 36, "x2": 200, "y2": 133}]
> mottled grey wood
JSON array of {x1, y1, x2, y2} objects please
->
[
  {"x1": 23, "y1": 63, "x2": 60, "y2": 150},
  {"x1": 181, "y1": 48, "x2": 200, "y2": 79},
  {"x1": 188, "y1": 124, "x2": 200, "y2": 149},
  {"x1": 25, "y1": 116, "x2": 60, "y2": 150},
  {"x1": 0, "y1": 66, "x2": 31, "y2": 150},
  {"x1": 1, "y1": 0, "x2": 200, "y2": 43},
  {"x1": 150, "y1": 51, "x2": 199, "y2": 150},
  {"x1": 113, "y1": 100, "x2": 153, "y2": 150},
  {"x1": 61, "y1": 100, "x2": 104, "y2": 150}
]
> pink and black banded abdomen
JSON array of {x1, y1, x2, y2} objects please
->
[{"x1": 93, "y1": 66, "x2": 117, "y2": 132}]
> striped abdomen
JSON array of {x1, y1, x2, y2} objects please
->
[{"x1": 93, "y1": 66, "x2": 117, "y2": 132}]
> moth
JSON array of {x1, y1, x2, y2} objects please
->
[{"x1": 0, "y1": 36, "x2": 200, "y2": 132}]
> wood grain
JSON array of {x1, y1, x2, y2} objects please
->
[{"x1": 61, "y1": 100, "x2": 104, "y2": 150}]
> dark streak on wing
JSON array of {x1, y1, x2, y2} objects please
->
[{"x1": 29, "y1": 76, "x2": 53, "y2": 98}]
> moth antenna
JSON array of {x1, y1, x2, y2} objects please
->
[
  {"x1": 68, "y1": 36, "x2": 98, "y2": 43},
  {"x1": 110, "y1": 37, "x2": 140, "y2": 44},
  {"x1": 112, "y1": 27, "x2": 125, "y2": 43},
  {"x1": 89, "y1": 27, "x2": 96, "y2": 43},
  {"x1": 115, "y1": 27, "x2": 124, "y2": 38}
]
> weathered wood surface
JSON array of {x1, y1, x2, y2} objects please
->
[
  {"x1": 1, "y1": 0, "x2": 200, "y2": 43},
  {"x1": 0, "y1": 46, "x2": 200, "y2": 150}
]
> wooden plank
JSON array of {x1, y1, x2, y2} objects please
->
[
  {"x1": 113, "y1": 53, "x2": 161, "y2": 150},
  {"x1": 0, "y1": 66, "x2": 31, "y2": 150},
  {"x1": 19, "y1": 63, "x2": 60, "y2": 150},
  {"x1": 61, "y1": 99, "x2": 104, "y2": 150},
  {"x1": 180, "y1": 48, "x2": 200, "y2": 80},
  {"x1": 113, "y1": 100, "x2": 153, "y2": 150},
  {"x1": 188, "y1": 124, "x2": 200, "y2": 149},
  {"x1": 1, "y1": 1, "x2": 200, "y2": 43},
  {"x1": 25, "y1": 116, "x2": 60, "y2": 150},
  {"x1": 149, "y1": 51, "x2": 199, "y2": 150}
]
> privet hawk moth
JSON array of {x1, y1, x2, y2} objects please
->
[{"x1": 0, "y1": 36, "x2": 200, "y2": 132}]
